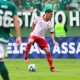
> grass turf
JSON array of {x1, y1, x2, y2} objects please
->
[{"x1": 0, "y1": 59, "x2": 80, "y2": 80}]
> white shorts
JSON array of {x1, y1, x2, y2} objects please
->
[{"x1": 0, "y1": 43, "x2": 7, "y2": 58}]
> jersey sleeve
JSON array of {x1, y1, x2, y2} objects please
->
[
  {"x1": 11, "y1": 3, "x2": 17, "y2": 15},
  {"x1": 33, "y1": 16, "x2": 38, "y2": 24},
  {"x1": 49, "y1": 23, "x2": 54, "y2": 32}
]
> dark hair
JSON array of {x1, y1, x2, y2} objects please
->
[
  {"x1": 58, "y1": 15, "x2": 62, "y2": 23},
  {"x1": 45, "y1": 9, "x2": 53, "y2": 13}
]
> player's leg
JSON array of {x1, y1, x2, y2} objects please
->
[
  {"x1": 24, "y1": 36, "x2": 35, "y2": 62},
  {"x1": 37, "y1": 37, "x2": 57, "y2": 72},
  {"x1": 43, "y1": 47, "x2": 57, "y2": 72},
  {"x1": 0, "y1": 43, "x2": 10, "y2": 80},
  {"x1": 0, "y1": 62, "x2": 10, "y2": 80}
]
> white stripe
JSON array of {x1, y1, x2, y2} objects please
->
[{"x1": 0, "y1": 38, "x2": 9, "y2": 43}]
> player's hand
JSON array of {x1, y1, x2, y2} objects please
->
[
  {"x1": 53, "y1": 40, "x2": 59, "y2": 47},
  {"x1": 16, "y1": 37, "x2": 21, "y2": 47}
]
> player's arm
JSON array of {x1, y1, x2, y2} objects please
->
[
  {"x1": 49, "y1": 23, "x2": 58, "y2": 46},
  {"x1": 13, "y1": 15, "x2": 21, "y2": 37},
  {"x1": 12, "y1": 4, "x2": 21, "y2": 46},
  {"x1": 32, "y1": 16, "x2": 38, "y2": 31},
  {"x1": 32, "y1": 22, "x2": 36, "y2": 31},
  {"x1": 50, "y1": 32, "x2": 56, "y2": 44},
  {"x1": 50, "y1": 32, "x2": 58, "y2": 46},
  {"x1": 13, "y1": 15, "x2": 21, "y2": 46}
]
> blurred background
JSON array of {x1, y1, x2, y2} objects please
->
[
  {"x1": 10, "y1": 0, "x2": 80, "y2": 37},
  {"x1": 10, "y1": 0, "x2": 80, "y2": 11}
]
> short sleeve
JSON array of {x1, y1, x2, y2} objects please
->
[
  {"x1": 33, "y1": 16, "x2": 38, "y2": 24},
  {"x1": 11, "y1": 3, "x2": 17, "y2": 15},
  {"x1": 49, "y1": 23, "x2": 54, "y2": 32}
]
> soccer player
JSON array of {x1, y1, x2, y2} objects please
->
[
  {"x1": 0, "y1": 0, "x2": 21, "y2": 80},
  {"x1": 24, "y1": 9, "x2": 58, "y2": 72}
]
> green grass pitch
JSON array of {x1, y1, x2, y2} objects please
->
[{"x1": 0, "y1": 59, "x2": 80, "y2": 80}]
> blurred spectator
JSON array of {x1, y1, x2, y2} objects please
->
[
  {"x1": 59, "y1": 0, "x2": 72, "y2": 10},
  {"x1": 33, "y1": 0, "x2": 42, "y2": 12},
  {"x1": 11, "y1": 0, "x2": 24, "y2": 11},
  {"x1": 41, "y1": 0, "x2": 47, "y2": 5},
  {"x1": 42, "y1": 0, "x2": 54, "y2": 11},
  {"x1": 70, "y1": 0, "x2": 78, "y2": 10},
  {"x1": 14, "y1": 0, "x2": 21, "y2": 7},
  {"x1": 78, "y1": 0, "x2": 80, "y2": 10},
  {"x1": 54, "y1": 15, "x2": 67, "y2": 37},
  {"x1": 54, "y1": 0, "x2": 60, "y2": 10},
  {"x1": 24, "y1": 0, "x2": 34, "y2": 12},
  {"x1": 41, "y1": 0, "x2": 47, "y2": 10},
  {"x1": 58, "y1": 0, "x2": 66, "y2": 10}
]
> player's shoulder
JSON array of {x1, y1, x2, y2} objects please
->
[
  {"x1": 48, "y1": 20, "x2": 53, "y2": 24},
  {"x1": 38, "y1": 16, "x2": 43, "y2": 19},
  {"x1": 8, "y1": 1, "x2": 16, "y2": 8},
  {"x1": 34, "y1": 16, "x2": 43, "y2": 20},
  {"x1": 0, "y1": 1, "x2": 16, "y2": 9},
  {"x1": 48, "y1": 20, "x2": 53, "y2": 27}
]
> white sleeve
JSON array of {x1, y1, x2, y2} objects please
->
[
  {"x1": 49, "y1": 23, "x2": 54, "y2": 32},
  {"x1": 33, "y1": 16, "x2": 38, "y2": 24}
]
